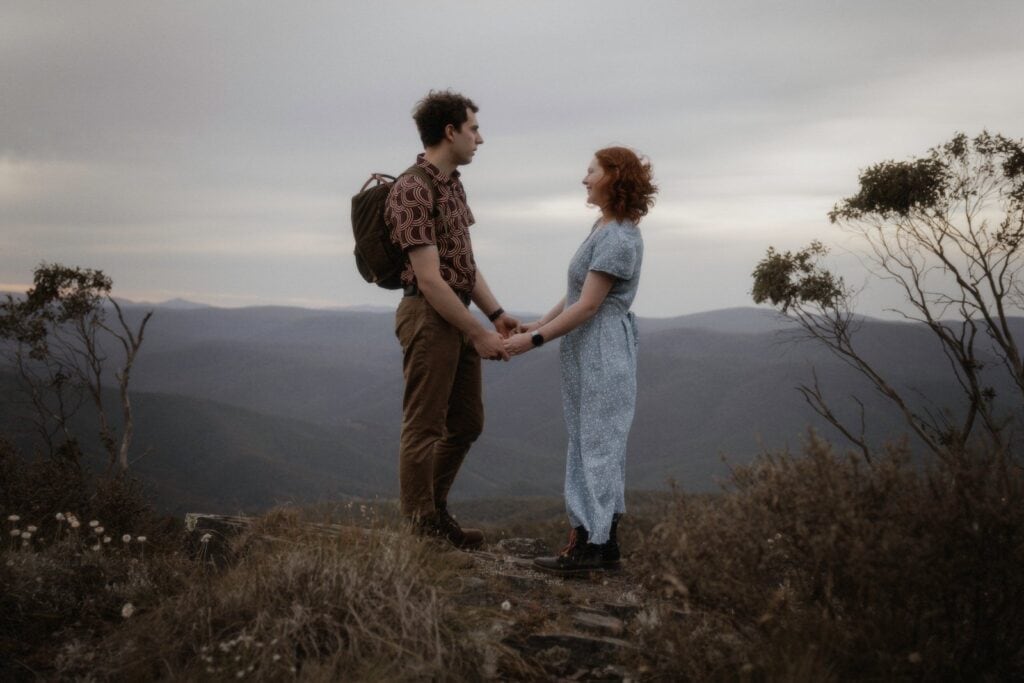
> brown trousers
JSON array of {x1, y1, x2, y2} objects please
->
[{"x1": 394, "y1": 295, "x2": 483, "y2": 518}]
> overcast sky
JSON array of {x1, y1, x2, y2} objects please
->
[{"x1": 3, "y1": 1, "x2": 1023, "y2": 318}]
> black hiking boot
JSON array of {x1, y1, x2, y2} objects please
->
[
  {"x1": 600, "y1": 513, "x2": 623, "y2": 570},
  {"x1": 533, "y1": 526, "x2": 606, "y2": 576}
]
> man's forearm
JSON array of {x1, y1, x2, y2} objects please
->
[
  {"x1": 470, "y1": 271, "x2": 503, "y2": 319},
  {"x1": 417, "y1": 275, "x2": 489, "y2": 340}
]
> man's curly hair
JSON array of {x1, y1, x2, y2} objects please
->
[
  {"x1": 594, "y1": 146, "x2": 658, "y2": 223},
  {"x1": 412, "y1": 90, "x2": 479, "y2": 148}
]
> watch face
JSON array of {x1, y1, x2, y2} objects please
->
[{"x1": 531, "y1": 332, "x2": 544, "y2": 347}]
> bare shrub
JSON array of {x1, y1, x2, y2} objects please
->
[
  {"x1": 0, "y1": 439, "x2": 158, "y2": 544},
  {"x1": 633, "y1": 434, "x2": 1024, "y2": 680}
]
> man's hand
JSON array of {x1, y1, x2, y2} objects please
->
[
  {"x1": 515, "y1": 320, "x2": 541, "y2": 334},
  {"x1": 471, "y1": 329, "x2": 511, "y2": 361},
  {"x1": 493, "y1": 312, "x2": 521, "y2": 339}
]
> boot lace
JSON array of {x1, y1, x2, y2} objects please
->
[{"x1": 559, "y1": 528, "x2": 579, "y2": 557}]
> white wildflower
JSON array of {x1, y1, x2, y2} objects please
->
[
  {"x1": 70, "y1": 519, "x2": 81, "y2": 529},
  {"x1": 7, "y1": 514, "x2": 19, "y2": 522},
  {"x1": 20, "y1": 531, "x2": 31, "y2": 540},
  {"x1": 121, "y1": 602, "x2": 135, "y2": 618},
  {"x1": 272, "y1": 654, "x2": 281, "y2": 662},
  {"x1": 122, "y1": 534, "x2": 132, "y2": 543},
  {"x1": 137, "y1": 536, "x2": 146, "y2": 543},
  {"x1": 94, "y1": 526, "x2": 105, "y2": 534},
  {"x1": 236, "y1": 671, "x2": 244, "y2": 679},
  {"x1": 27, "y1": 525, "x2": 37, "y2": 533},
  {"x1": 8, "y1": 529, "x2": 19, "y2": 537},
  {"x1": 89, "y1": 520, "x2": 99, "y2": 528},
  {"x1": 91, "y1": 544, "x2": 101, "y2": 551},
  {"x1": 500, "y1": 600, "x2": 512, "y2": 611},
  {"x1": 103, "y1": 536, "x2": 111, "y2": 544},
  {"x1": 55, "y1": 512, "x2": 65, "y2": 521}
]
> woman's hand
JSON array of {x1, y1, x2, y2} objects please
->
[
  {"x1": 493, "y1": 312, "x2": 521, "y2": 339},
  {"x1": 515, "y1": 320, "x2": 541, "y2": 334},
  {"x1": 504, "y1": 332, "x2": 535, "y2": 357}
]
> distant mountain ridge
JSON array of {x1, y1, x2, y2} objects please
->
[{"x1": 2, "y1": 303, "x2": 1020, "y2": 513}]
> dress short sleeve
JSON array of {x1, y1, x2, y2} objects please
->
[{"x1": 589, "y1": 225, "x2": 639, "y2": 280}]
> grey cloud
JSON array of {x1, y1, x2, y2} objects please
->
[{"x1": 2, "y1": 1, "x2": 1023, "y2": 315}]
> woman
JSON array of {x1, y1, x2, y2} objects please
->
[{"x1": 505, "y1": 146, "x2": 656, "y2": 575}]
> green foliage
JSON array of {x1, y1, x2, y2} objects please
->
[
  {"x1": 829, "y1": 130, "x2": 1024, "y2": 222},
  {"x1": 0, "y1": 264, "x2": 112, "y2": 360},
  {"x1": 829, "y1": 157, "x2": 949, "y2": 220},
  {"x1": 751, "y1": 241, "x2": 846, "y2": 313},
  {"x1": 633, "y1": 435, "x2": 1024, "y2": 680}
]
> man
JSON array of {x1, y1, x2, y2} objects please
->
[{"x1": 385, "y1": 90, "x2": 519, "y2": 549}]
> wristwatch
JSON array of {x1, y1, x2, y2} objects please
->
[{"x1": 531, "y1": 332, "x2": 545, "y2": 347}]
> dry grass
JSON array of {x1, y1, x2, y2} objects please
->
[
  {"x1": 2, "y1": 505, "x2": 522, "y2": 681},
  {"x1": 5, "y1": 434, "x2": 1023, "y2": 680},
  {"x1": 632, "y1": 433, "x2": 1024, "y2": 681}
]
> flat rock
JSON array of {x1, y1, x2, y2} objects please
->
[
  {"x1": 526, "y1": 632, "x2": 634, "y2": 653},
  {"x1": 572, "y1": 611, "x2": 625, "y2": 637},
  {"x1": 493, "y1": 537, "x2": 551, "y2": 558},
  {"x1": 600, "y1": 601, "x2": 643, "y2": 620}
]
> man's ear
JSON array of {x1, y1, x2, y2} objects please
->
[{"x1": 444, "y1": 123, "x2": 456, "y2": 142}]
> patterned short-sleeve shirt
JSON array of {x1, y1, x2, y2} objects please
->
[{"x1": 384, "y1": 154, "x2": 477, "y2": 294}]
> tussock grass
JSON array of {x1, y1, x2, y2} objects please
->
[{"x1": 633, "y1": 433, "x2": 1024, "y2": 681}]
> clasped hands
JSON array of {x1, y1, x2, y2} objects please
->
[
  {"x1": 474, "y1": 313, "x2": 542, "y2": 361},
  {"x1": 504, "y1": 321, "x2": 541, "y2": 357}
]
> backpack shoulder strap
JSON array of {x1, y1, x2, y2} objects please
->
[{"x1": 402, "y1": 165, "x2": 439, "y2": 217}]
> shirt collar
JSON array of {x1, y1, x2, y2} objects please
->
[{"x1": 416, "y1": 153, "x2": 459, "y2": 185}]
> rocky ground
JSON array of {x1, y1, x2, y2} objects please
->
[
  {"x1": 467, "y1": 539, "x2": 656, "y2": 680},
  {"x1": 187, "y1": 513, "x2": 667, "y2": 681}
]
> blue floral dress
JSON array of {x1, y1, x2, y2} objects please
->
[{"x1": 559, "y1": 220, "x2": 643, "y2": 544}]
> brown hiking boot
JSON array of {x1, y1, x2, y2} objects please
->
[
  {"x1": 533, "y1": 526, "x2": 606, "y2": 576},
  {"x1": 435, "y1": 503, "x2": 484, "y2": 550}
]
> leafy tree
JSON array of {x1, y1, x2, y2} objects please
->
[
  {"x1": 0, "y1": 263, "x2": 152, "y2": 473},
  {"x1": 753, "y1": 131, "x2": 1024, "y2": 462}
]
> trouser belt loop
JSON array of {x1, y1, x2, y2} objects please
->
[{"x1": 403, "y1": 283, "x2": 471, "y2": 307}]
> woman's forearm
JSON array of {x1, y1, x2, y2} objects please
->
[
  {"x1": 538, "y1": 297, "x2": 566, "y2": 326},
  {"x1": 536, "y1": 299, "x2": 599, "y2": 343}
]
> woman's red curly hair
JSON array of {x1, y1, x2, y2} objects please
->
[{"x1": 594, "y1": 146, "x2": 658, "y2": 224}]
